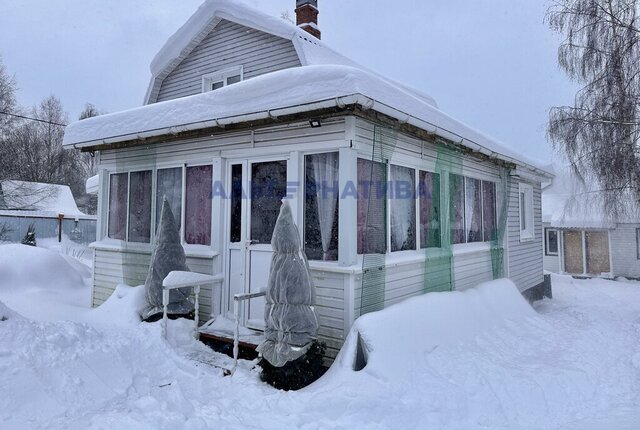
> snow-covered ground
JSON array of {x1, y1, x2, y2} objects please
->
[{"x1": 1, "y1": 244, "x2": 640, "y2": 429}]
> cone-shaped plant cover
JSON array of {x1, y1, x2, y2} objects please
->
[
  {"x1": 140, "y1": 197, "x2": 194, "y2": 321},
  {"x1": 256, "y1": 200, "x2": 319, "y2": 367}
]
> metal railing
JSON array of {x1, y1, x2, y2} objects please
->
[{"x1": 231, "y1": 290, "x2": 266, "y2": 375}]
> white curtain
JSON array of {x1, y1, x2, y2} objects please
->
[
  {"x1": 312, "y1": 152, "x2": 339, "y2": 260},
  {"x1": 465, "y1": 178, "x2": 481, "y2": 242},
  {"x1": 390, "y1": 165, "x2": 415, "y2": 251}
]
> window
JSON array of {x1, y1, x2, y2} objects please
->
[
  {"x1": 108, "y1": 173, "x2": 128, "y2": 240},
  {"x1": 449, "y1": 174, "x2": 465, "y2": 244},
  {"x1": 185, "y1": 165, "x2": 213, "y2": 245},
  {"x1": 357, "y1": 158, "x2": 387, "y2": 254},
  {"x1": 449, "y1": 174, "x2": 498, "y2": 245},
  {"x1": 545, "y1": 228, "x2": 558, "y2": 256},
  {"x1": 465, "y1": 177, "x2": 482, "y2": 243},
  {"x1": 156, "y1": 167, "x2": 183, "y2": 233},
  {"x1": 230, "y1": 164, "x2": 243, "y2": 243},
  {"x1": 250, "y1": 160, "x2": 288, "y2": 244},
  {"x1": 107, "y1": 166, "x2": 214, "y2": 246},
  {"x1": 482, "y1": 181, "x2": 497, "y2": 242},
  {"x1": 390, "y1": 165, "x2": 416, "y2": 252},
  {"x1": 636, "y1": 228, "x2": 640, "y2": 260},
  {"x1": 202, "y1": 66, "x2": 243, "y2": 93},
  {"x1": 128, "y1": 170, "x2": 152, "y2": 243},
  {"x1": 519, "y1": 182, "x2": 534, "y2": 240},
  {"x1": 304, "y1": 153, "x2": 339, "y2": 261},
  {"x1": 419, "y1": 171, "x2": 440, "y2": 248}
]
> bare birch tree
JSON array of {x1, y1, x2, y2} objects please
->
[{"x1": 546, "y1": 0, "x2": 640, "y2": 217}]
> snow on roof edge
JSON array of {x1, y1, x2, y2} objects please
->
[{"x1": 64, "y1": 65, "x2": 550, "y2": 176}]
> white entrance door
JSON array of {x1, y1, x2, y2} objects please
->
[{"x1": 225, "y1": 159, "x2": 288, "y2": 330}]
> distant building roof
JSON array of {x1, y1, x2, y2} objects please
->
[{"x1": 0, "y1": 180, "x2": 86, "y2": 218}]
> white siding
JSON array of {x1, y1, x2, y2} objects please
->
[
  {"x1": 309, "y1": 268, "x2": 347, "y2": 360},
  {"x1": 507, "y1": 178, "x2": 544, "y2": 291},
  {"x1": 610, "y1": 224, "x2": 640, "y2": 278},
  {"x1": 98, "y1": 118, "x2": 347, "y2": 171},
  {"x1": 543, "y1": 254, "x2": 561, "y2": 274},
  {"x1": 93, "y1": 248, "x2": 215, "y2": 322},
  {"x1": 454, "y1": 249, "x2": 494, "y2": 290},
  {"x1": 154, "y1": 19, "x2": 301, "y2": 103}
]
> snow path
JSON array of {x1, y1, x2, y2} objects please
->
[{"x1": 1, "y1": 270, "x2": 640, "y2": 428}]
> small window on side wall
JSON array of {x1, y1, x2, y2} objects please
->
[
  {"x1": 519, "y1": 182, "x2": 534, "y2": 240},
  {"x1": 202, "y1": 66, "x2": 243, "y2": 93},
  {"x1": 545, "y1": 228, "x2": 558, "y2": 256}
]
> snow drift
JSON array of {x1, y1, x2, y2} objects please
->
[
  {"x1": 0, "y1": 244, "x2": 86, "y2": 292},
  {"x1": 334, "y1": 279, "x2": 535, "y2": 378}
]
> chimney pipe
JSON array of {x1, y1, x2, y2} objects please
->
[{"x1": 295, "y1": 0, "x2": 320, "y2": 39}]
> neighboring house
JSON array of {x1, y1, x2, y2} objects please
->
[
  {"x1": 542, "y1": 166, "x2": 640, "y2": 278},
  {"x1": 0, "y1": 180, "x2": 96, "y2": 244},
  {"x1": 62, "y1": 0, "x2": 552, "y2": 359}
]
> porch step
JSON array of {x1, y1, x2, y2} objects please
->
[
  {"x1": 198, "y1": 317, "x2": 265, "y2": 361},
  {"x1": 183, "y1": 349, "x2": 256, "y2": 373}
]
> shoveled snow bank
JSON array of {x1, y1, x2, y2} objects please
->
[
  {"x1": 0, "y1": 244, "x2": 91, "y2": 321},
  {"x1": 334, "y1": 279, "x2": 534, "y2": 377},
  {"x1": 0, "y1": 244, "x2": 86, "y2": 292}
]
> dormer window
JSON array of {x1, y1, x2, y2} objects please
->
[{"x1": 202, "y1": 66, "x2": 243, "y2": 93}]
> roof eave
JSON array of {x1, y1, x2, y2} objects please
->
[{"x1": 67, "y1": 93, "x2": 548, "y2": 177}]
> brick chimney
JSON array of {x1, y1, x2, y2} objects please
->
[{"x1": 295, "y1": 0, "x2": 320, "y2": 39}]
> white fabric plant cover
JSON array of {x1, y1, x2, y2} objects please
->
[
  {"x1": 257, "y1": 200, "x2": 319, "y2": 367},
  {"x1": 140, "y1": 198, "x2": 194, "y2": 321}
]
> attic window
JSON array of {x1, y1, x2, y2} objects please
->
[{"x1": 202, "y1": 66, "x2": 243, "y2": 93}]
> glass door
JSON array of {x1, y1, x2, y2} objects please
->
[{"x1": 225, "y1": 159, "x2": 288, "y2": 329}]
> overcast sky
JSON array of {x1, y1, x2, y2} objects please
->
[{"x1": 0, "y1": 0, "x2": 577, "y2": 162}]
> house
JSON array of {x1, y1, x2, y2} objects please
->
[
  {"x1": 0, "y1": 180, "x2": 96, "y2": 244},
  {"x1": 542, "y1": 165, "x2": 640, "y2": 278},
  {"x1": 62, "y1": 0, "x2": 552, "y2": 360}
]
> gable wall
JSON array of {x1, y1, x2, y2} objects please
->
[{"x1": 154, "y1": 19, "x2": 301, "y2": 103}]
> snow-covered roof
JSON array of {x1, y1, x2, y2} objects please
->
[
  {"x1": 0, "y1": 180, "x2": 85, "y2": 218},
  {"x1": 542, "y1": 165, "x2": 638, "y2": 228},
  {"x1": 63, "y1": 0, "x2": 550, "y2": 176},
  {"x1": 65, "y1": 66, "x2": 549, "y2": 174}
]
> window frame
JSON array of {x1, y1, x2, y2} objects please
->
[
  {"x1": 418, "y1": 169, "x2": 441, "y2": 250},
  {"x1": 389, "y1": 163, "x2": 417, "y2": 252},
  {"x1": 303, "y1": 151, "x2": 340, "y2": 261},
  {"x1": 545, "y1": 228, "x2": 559, "y2": 256},
  {"x1": 448, "y1": 173, "x2": 498, "y2": 246},
  {"x1": 105, "y1": 163, "x2": 214, "y2": 248},
  {"x1": 106, "y1": 172, "x2": 129, "y2": 241},
  {"x1": 519, "y1": 182, "x2": 535, "y2": 241},
  {"x1": 202, "y1": 65, "x2": 244, "y2": 93}
]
